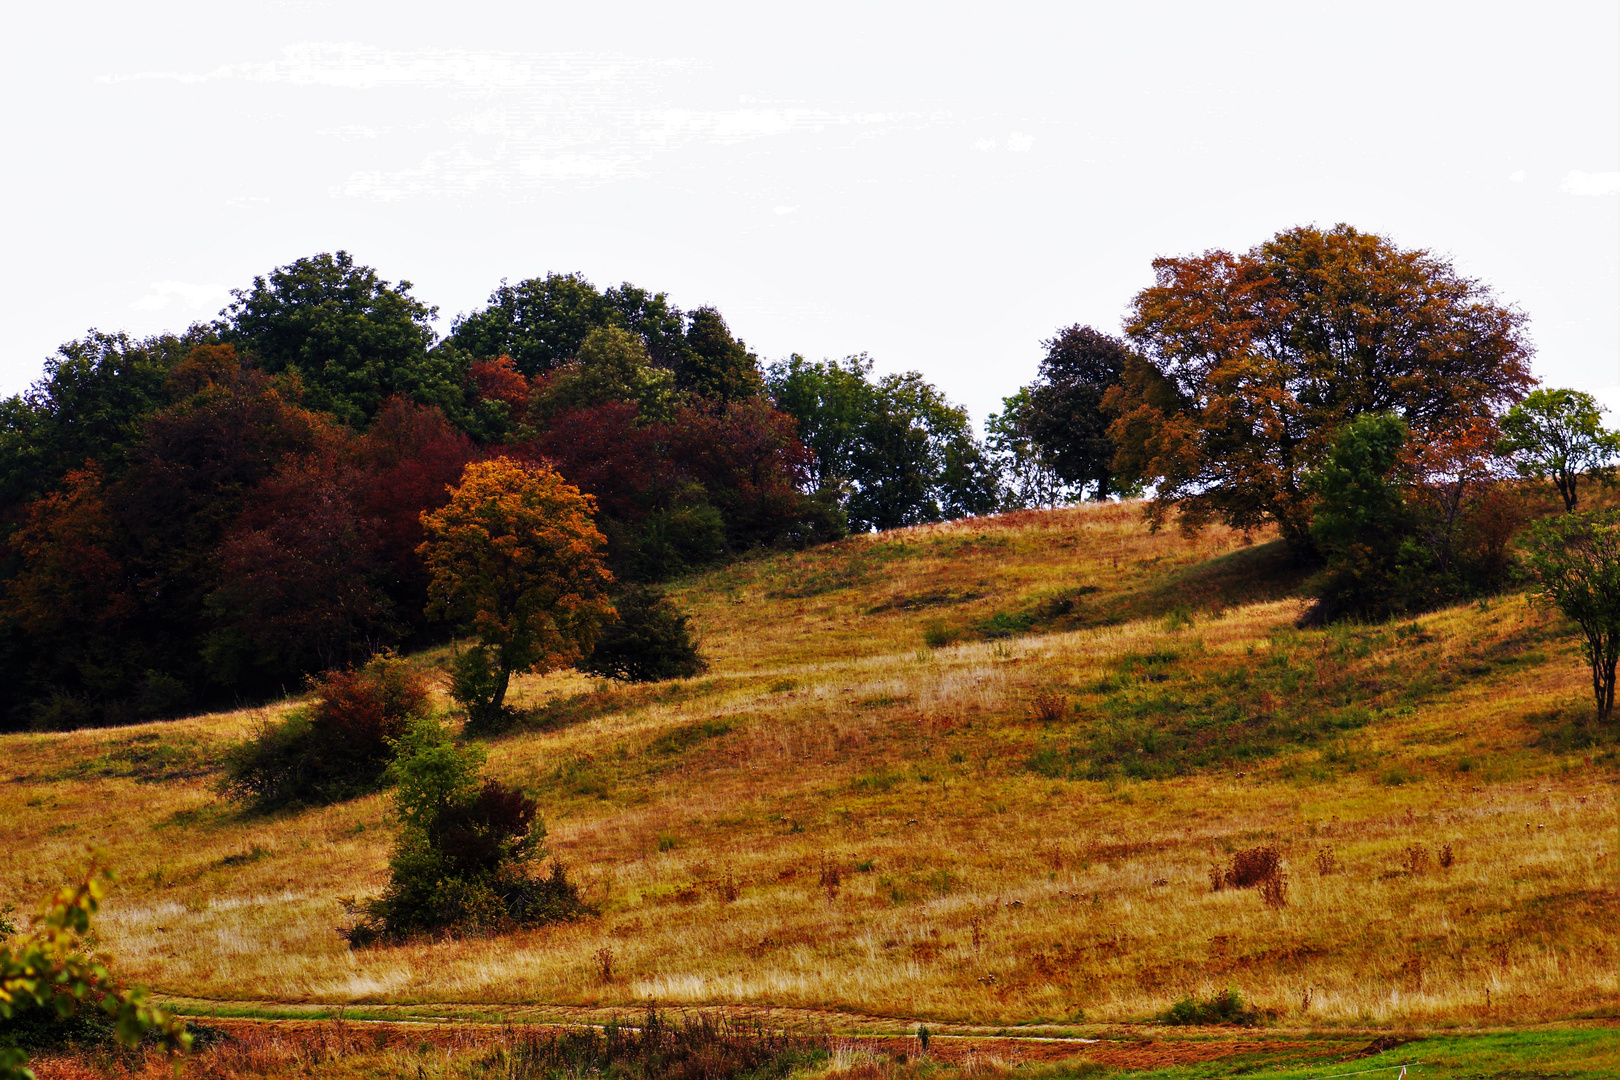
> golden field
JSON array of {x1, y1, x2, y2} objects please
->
[{"x1": 2, "y1": 501, "x2": 1616, "y2": 1031}]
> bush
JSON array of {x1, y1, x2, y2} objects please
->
[
  {"x1": 220, "y1": 653, "x2": 430, "y2": 808},
  {"x1": 341, "y1": 725, "x2": 591, "y2": 945},
  {"x1": 496, "y1": 1009, "x2": 825, "y2": 1080},
  {"x1": 579, "y1": 586, "x2": 708, "y2": 683},
  {"x1": 1161, "y1": 988, "x2": 1260, "y2": 1026}
]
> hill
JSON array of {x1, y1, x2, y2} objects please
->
[{"x1": 2, "y1": 502, "x2": 1616, "y2": 1039}]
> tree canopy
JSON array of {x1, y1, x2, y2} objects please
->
[
  {"x1": 1498, "y1": 388, "x2": 1620, "y2": 512},
  {"x1": 1024, "y1": 325, "x2": 1131, "y2": 500},
  {"x1": 1106, "y1": 224, "x2": 1534, "y2": 553}
]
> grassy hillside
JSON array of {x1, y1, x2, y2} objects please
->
[{"x1": 2, "y1": 502, "x2": 1616, "y2": 1032}]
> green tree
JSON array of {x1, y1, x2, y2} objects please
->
[
  {"x1": 342, "y1": 722, "x2": 589, "y2": 943},
  {"x1": 528, "y1": 326, "x2": 678, "y2": 424},
  {"x1": 0, "y1": 859, "x2": 190, "y2": 1080},
  {"x1": 1523, "y1": 511, "x2": 1620, "y2": 721},
  {"x1": 1024, "y1": 325, "x2": 1130, "y2": 500},
  {"x1": 1498, "y1": 388, "x2": 1620, "y2": 512},
  {"x1": 985, "y1": 388, "x2": 1074, "y2": 510},
  {"x1": 1304, "y1": 413, "x2": 1412, "y2": 621},
  {"x1": 678, "y1": 307, "x2": 764, "y2": 403},
  {"x1": 220, "y1": 251, "x2": 460, "y2": 425},
  {"x1": 579, "y1": 585, "x2": 708, "y2": 682},
  {"x1": 418, "y1": 458, "x2": 616, "y2": 728},
  {"x1": 764, "y1": 354, "x2": 877, "y2": 496},
  {"x1": 1107, "y1": 224, "x2": 1534, "y2": 554}
]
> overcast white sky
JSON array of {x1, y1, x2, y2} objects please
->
[{"x1": 4, "y1": 1, "x2": 1617, "y2": 427}]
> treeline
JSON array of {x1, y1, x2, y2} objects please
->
[{"x1": 0, "y1": 254, "x2": 1017, "y2": 729}]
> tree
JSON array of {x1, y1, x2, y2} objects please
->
[
  {"x1": 1303, "y1": 413, "x2": 1412, "y2": 621},
  {"x1": 579, "y1": 585, "x2": 708, "y2": 682},
  {"x1": 1106, "y1": 224, "x2": 1534, "y2": 554},
  {"x1": 220, "y1": 252, "x2": 460, "y2": 425},
  {"x1": 528, "y1": 326, "x2": 677, "y2": 425},
  {"x1": 341, "y1": 723, "x2": 589, "y2": 943},
  {"x1": 418, "y1": 458, "x2": 615, "y2": 727},
  {"x1": 985, "y1": 388, "x2": 1074, "y2": 510},
  {"x1": 678, "y1": 307, "x2": 764, "y2": 403},
  {"x1": 1024, "y1": 325, "x2": 1130, "y2": 499},
  {"x1": 765, "y1": 356, "x2": 999, "y2": 532},
  {"x1": 446, "y1": 273, "x2": 685, "y2": 378},
  {"x1": 0, "y1": 858, "x2": 190, "y2": 1080},
  {"x1": 1523, "y1": 511, "x2": 1620, "y2": 721},
  {"x1": 1498, "y1": 388, "x2": 1620, "y2": 512}
]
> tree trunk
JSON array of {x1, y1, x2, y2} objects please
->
[{"x1": 489, "y1": 666, "x2": 512, "y2": 714}]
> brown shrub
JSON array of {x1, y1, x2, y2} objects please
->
[
  {"x1": 1314, "y1": 847, "x2": 1337, "y2": 876},
  {"x1": 1438, "y1": 843, "x2": 1455, "y2": 869},
  {"x1": 1225, "y1": 846, "x2": 1282, "y2": 889},
  {"x1": 1030, "y1": 692, "x2": 1068, "y2": 724}
]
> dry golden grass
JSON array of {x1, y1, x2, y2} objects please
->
[{"x1": 3, "y1": 501, "x2": 1616, "y2": 1030}]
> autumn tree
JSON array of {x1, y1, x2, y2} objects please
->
[
  {"x1": 418, "y1": 458, "x2": 614, "y2": 728},
  {"x1": 1498, "y1": 388, "x2": 1620, "y2": 512},
  {"x1": 1106, "y1": 224, "x2": 1534, "y2": 554},
  {"x1": 1024, "y1": 325, "x2": 1131, "y2": 500}
]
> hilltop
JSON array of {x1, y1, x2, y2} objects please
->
[{"x1": 2, "y1": 501, "x2": 1615, "y2": 1038}]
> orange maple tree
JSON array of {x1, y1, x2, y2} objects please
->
[
  {"x1": 1105, "y1": 224, "x2": 1534, "y2": 555},
  {"x1": 418, "y1": 457, "x2": 614, "y2": 724}
]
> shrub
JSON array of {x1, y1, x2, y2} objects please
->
[
  {"x1": 220, "y1": 653, "x2": 430, "y2": 808},
  {"x1": 1031, "y1": 692, "x2": 1068, "y2": 724},
  {"x1": 341, "y1": 723, "x2": 590, "y2": 945},
  {"x1": 496, "y1": 1009, "x2": 824, "y2": 1080},
  {"x1": 1224, "y1": 845, "x2": 1282, "y2": 889},
  {"x1": 1161, "y1": 988, "x2": 1260, "y2": 1026},
  {"x1": 579, "y1": 585, "x2": 708, "y2": 683}
]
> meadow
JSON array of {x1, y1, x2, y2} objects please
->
[{"x1": 3, "y1": 501, "x2": 1617, "y2": 1058}]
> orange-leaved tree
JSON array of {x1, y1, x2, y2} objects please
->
[
  {"x1": 1105, "y1": 224, "x2": 1533, "y2": 556},
  {"x1": 418, "y1": 457, "x2": 614, "y2": 729}
]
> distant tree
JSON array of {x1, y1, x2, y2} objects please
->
[
  {"x1": 220, "y1": 251, "x2": 459, "y2": 425},
  {"x1": 448, "y1": 273, "x2": 685, "y2": 378},
  {"x1": 765, "y1": 356, "x2": 999, "y2": 531},
  {"x1": 465, "y1": 356, "x2": 532, "y2": 442},
  {"x1": 1025, "y1": 325, "x2": 1130, "y2": 500},
  {"x1": 1523, "y1": 510, "x2": 1620, "y2": 721},
  {"x1": 529, "y1": 326, "x2": 678, "y2": 425},
  {"x1": 0, "y1": 859, "x2": 190, "y2": 1080},
  {"x1": 1304, "y1": 413, "x2": 1412, "y2": 621},
  {"x1": 1106, "y1": 224, "x2": 1534, "y2": 554},
  {"x1": 985, "y1": 388, "x2": 1073, "y2": 510},
  {"x1": 678, "y1": 307, "x2": 764, "y2": 403},
  {"x1": 580, "y1": 585, "x2": 708, "y2": 682},
  {"x1": 1498, "y1": 388, "x2": 1620, "y2": 512},
  {"x1": 418, "y1": 458, "x2": 615, "y2": 728}
]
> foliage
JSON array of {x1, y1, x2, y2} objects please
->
[
  {"x1": 1161, "y1": 988, "x2": 1260, "y2": 1026},
  {"x1": 342, "y1": 728, "x2": 590, "y2": 943},
  {"x1": 219, "y1": 251, "x2": 462, "y2": 426},
  {"x1": 580, "y1": 585, "x2": 708, "y2": 683},
  {"x1": 419, "y1": 458, "x2": 615, "y2": 726},
  {"x1": 677, "y1": 307, "x2": 765, "y2": 403},
  {"x1": 1523, "y1": 511, "x2": 1620, "y2": 721},
  {"x1": 447, "y1": 273, "x2": 685, "y2": 378},
  {"x1": 765, "y1": 354, "x2": 999, "y2": 532},
  {"x1": 1023, "y1": 324, "x2": 1131, "y2": 500},
  {"x1": 1106, "y1": 223, "x2": 1534, "y2": 553},
  {"x1": 985, "y1": 388, "x2": 1073, "y2": 510},
  {"x1": 219, "y1": 653, "x2": 433, "y2": 808},
  {"x1": 0, "y1": 858, "x2": 189, "y2": 1080},
  {"x1": 1498, "y1": 388, "x2": 1620, "y2": 512},
  {"x1": 1304, "y1": 413, "x2": 1412, "y2": 621},
  {"x1": 529, "y1": 326, "x2": 678, "y2": 425},
  {"x1": 495, "y1": 1009, "x2": 824, "y2": 1080}
]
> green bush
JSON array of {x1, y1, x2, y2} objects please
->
[
  {"x1": 219, "y1": 653, "x2": 430, "y2": 809},
  {"x1": 579, "y1": 586, "x2": 708, "y2": 683},
  {"x1": 1161, "y1": 987, "x2": 1259, "y2": 1026},
  {"x1": 341, "y1": 723, "x2": 591, "y2": 945}
]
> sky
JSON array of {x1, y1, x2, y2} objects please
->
[{"x1": 4, "y1": 1, "x2": 1617, "y2": 428}]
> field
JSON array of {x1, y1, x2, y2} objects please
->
[{"x1": 3, "y1": 501, "x2": 1618, "y2": 1075}]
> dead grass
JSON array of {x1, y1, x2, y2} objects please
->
[{"x1": 2, "y1": 501, "x2": 1617, "y2": 1030}]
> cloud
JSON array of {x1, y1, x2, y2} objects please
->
[
  {"x1": 1508, "y1": 169, "x2": 1526, "y2": 183},
  {"x1": 1006, "y1": 131, "x2": 1034, "y2": 153},
  {"x1": 1561, "y1": 170, "x2": 1620, "y2": 196},
  {"x1": 129, "y1": 280, "x2": 229, "y2": 312}
]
